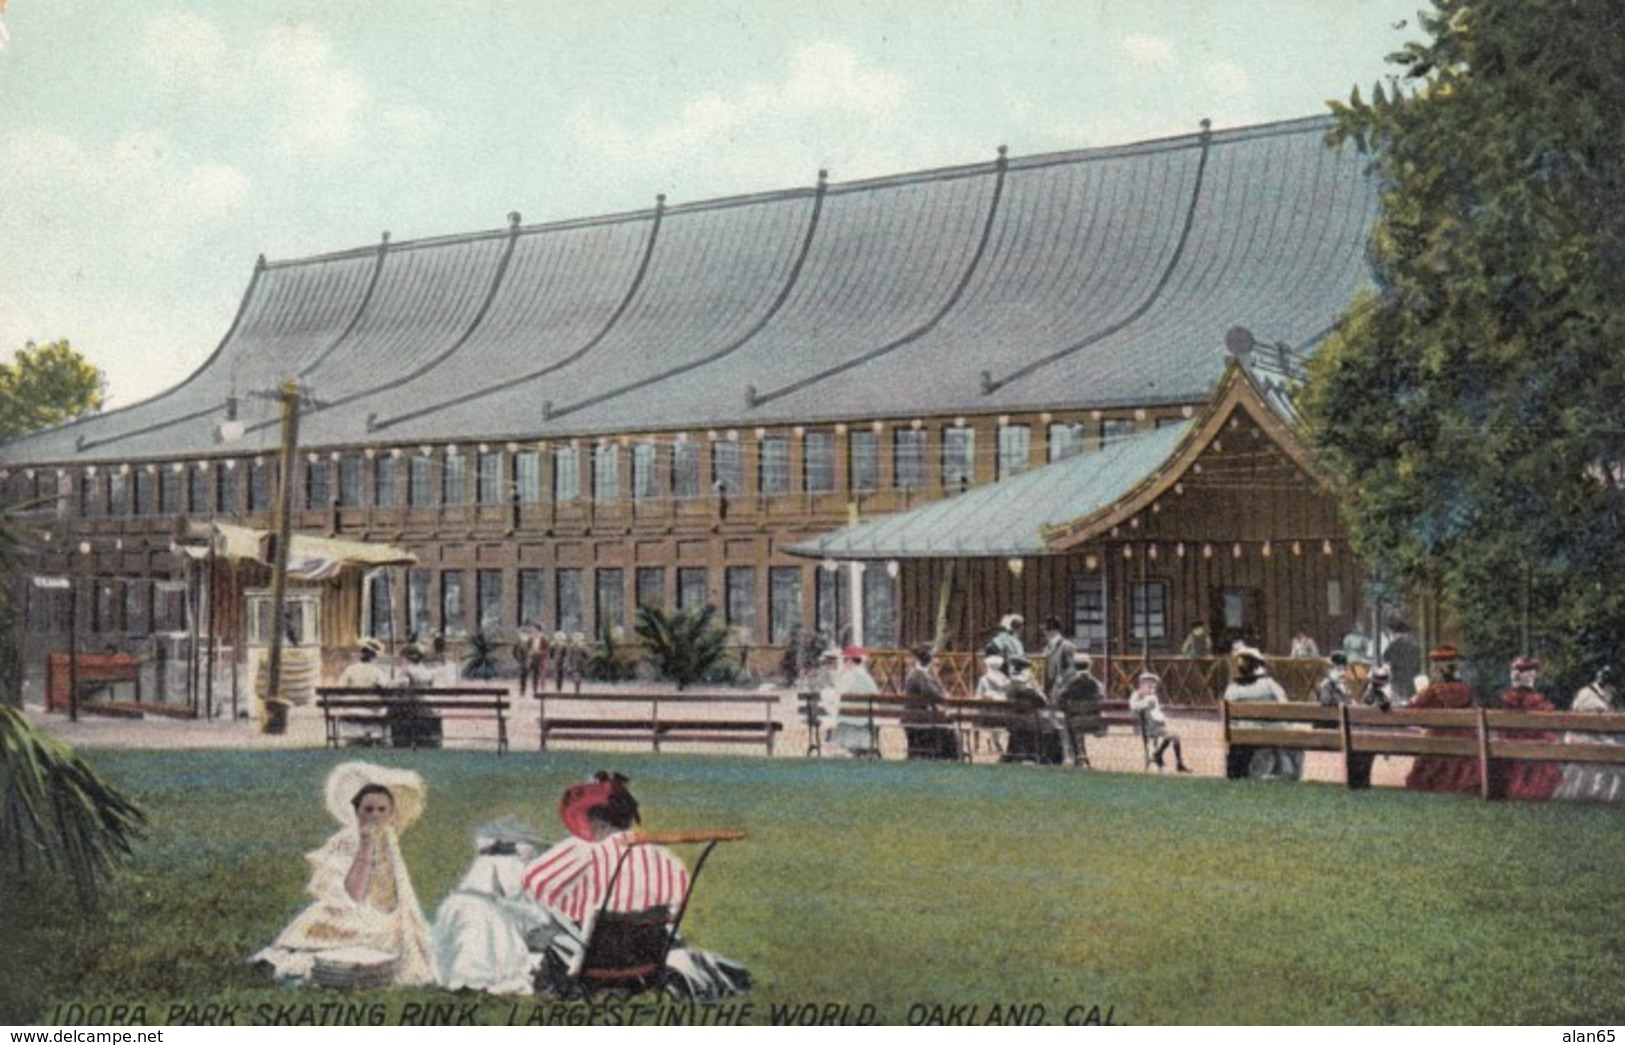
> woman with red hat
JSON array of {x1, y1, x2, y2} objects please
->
[
  {"x1": 520, "y1": 772, "x2": 750, "y2": 999},
  {"x1": 1403, "y1": 644, "x2": 1482, "y2": 794},
  {"x1": 1485, "y1": 657, "x2": 1563, "y2": 801}
]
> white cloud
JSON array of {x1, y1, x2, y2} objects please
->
[
  {"x1": 256, "y1": 23, "x2": 371, "y2": 154},
  {"x1": 3, "y1": 129, "x2": 96, "y2": 184},
  {"x1": 649, "y1": 42, "x2": 905, "y2": 152},
  {"x1": 1120, "y1": 34, "x2": 1175, "y2": 69},
  {"x1": 141, "y1": 13, "x2": 230, "y2": 91},
  {"x1": 178, "y1": 163, "x2": 252, "y2": 220},
  {"x1": 1204, "y1": 59, "x2": 1251, "y2": 97}
]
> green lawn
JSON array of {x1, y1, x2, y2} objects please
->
[{"x1": 6, "y1": 748, "x2": 1625, "y2": 1025}]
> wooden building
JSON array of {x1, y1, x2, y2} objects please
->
[
  {"x1": 0, "y1": 116, "x2": 1381, "y2": 690},
  {"x1": 790, "y1": 360, "x2": 1362, "y2": 700}
]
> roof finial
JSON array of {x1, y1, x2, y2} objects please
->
[
  {"x1": 655, "y1": 194, "x2": 666, "y2": 213},
  {"x1": 745, "y1": 384, "x2": 758, "y2": 408},
  {"x1": 379, "y1": 231, "x2": 392, "y2": 249},
  {"x1": 1199, "y1": 117, "x2": 1212, "y2": 139},
  {"x1": 508, "y1": 211, "x2": 522, "y2": 230},
  {"x1": 817, "y1": 169, "x2": 828, "y2": 189},
  {"x1": 255, "y1": 253, "x2": 267, "y2": 271}
]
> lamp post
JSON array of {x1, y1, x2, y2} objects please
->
[
  {"x1": 69, "y1": 540, "x2": 91, "y2": 723},
  {"x1": 263, "y1": 379, "x2": 301, "y2": 727}
]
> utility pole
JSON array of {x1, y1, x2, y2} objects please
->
[{"x1": 263, "y1": 379, "x2": 300, "y2": 727}]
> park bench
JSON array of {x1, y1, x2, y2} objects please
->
[
  {"x1": 1220, "y1": 701, "x2": 1625, "y2": 798},
  {"x1": 316, "y1": 686, "x2": 511, "y2": 754},
  {"x1": 815, "y1": 692, "x2": 1144, "y2": 764},
  {"x1": 536, "y1": 692, "x2": 783, "y2": 755}
]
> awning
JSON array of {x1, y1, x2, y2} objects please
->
[
  {"x1": 786, "y1": 421, "x2": 1192, "y2": 560},
  {"x1": 181, "y1": 522, "x2": 417, "y2": 581}
]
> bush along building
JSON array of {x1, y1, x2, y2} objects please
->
[{"x1": 1, "y1": 116, "x2": 1385, "y2": 709}]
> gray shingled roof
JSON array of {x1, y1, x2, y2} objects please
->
[
  {"x1": 3, "y1": 115, "x2": 1377, "y2": 466},
  {"x1": 787, "y1": 421, "x2": 1194, "y2": 560}
]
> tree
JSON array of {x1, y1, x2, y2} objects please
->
[
  {"x1": 0, "y1": 339, "x2": 105, "y2": 441},
  {"x1": 634, "y1": 603, "x2": 731, "y2": 691},
  {"x1": 0, "y1": 506, "x2": 144, "y2": 904},
  {"x1": 1303, "y1": 0, "x2": 1625, "y2": 692}
]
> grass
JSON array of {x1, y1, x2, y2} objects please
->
[{"x1": 6, "y1": 748, "x2": 1625, "y2": 1025}]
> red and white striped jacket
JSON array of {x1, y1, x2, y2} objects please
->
[{"x1": 520, "y1": 832, "x2": 690, "y2": 928}]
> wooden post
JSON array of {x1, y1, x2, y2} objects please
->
[
  {"x1": 265, "y1": 380, "x2": 301, "y2": 721},
  {"x1": 1338, "y1": 703, "x2": 1353, "y2": 788},
  {"x1": 932, "y1": 560, "x2": 955, "y2": 651},
  {"x1": 1476, "y1": 706, "x2": 1492, "y2": 800}
]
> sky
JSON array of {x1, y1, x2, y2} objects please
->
[{"x1": 0, "y1": 1, "x2": 1422, "y2": 409}]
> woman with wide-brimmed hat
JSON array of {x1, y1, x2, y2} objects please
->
[
  {"x1": 1222, "y1": 646, "x2": 1302, "y2": 781},
  {"x1": 253, "y1": 761, "x2": 436, "y2": 987}
]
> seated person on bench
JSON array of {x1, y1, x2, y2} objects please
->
[{"x1": 521, "y1": 772, "x2": 750, "y2": 1000}]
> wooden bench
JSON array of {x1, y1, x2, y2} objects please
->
[
  {"x1": 821, "y1": 693, "x2": 1145, "y2": 764},
  {"x1": 1220, "y1": 702, "x2": 1625, "y2": 797},
  {"x1": 316, "y1": 686, "x2": 511, "y2": 754},
  {"x1": 536, "y1": 692, "x2": 783, "y2": 755}
]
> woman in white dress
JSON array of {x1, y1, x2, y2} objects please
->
[
  {"x1": 431, "y1": 817, "x2": 549, "y2": 994},
  {"x1": 253, "y1": 762, "x2": 436, "y2": 987},
  {"x1": 828, "y1": 646, "x2": 881, "y2": 756},
  {"x1": 1222, "y1": 647, "x2": 1303, "y2": 781}
]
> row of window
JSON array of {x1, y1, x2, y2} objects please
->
[
  {"x1": 373, "y1": 564, "x2": 898, "y2": 647},
  {"x1": 27, "y1": 415, "x2": 1176, "y2": 518}
]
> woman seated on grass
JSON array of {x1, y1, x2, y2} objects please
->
[
  {"x1": 253, "y1": 762, "x2": 436, "y2": 987},
  {"x1": 521, "y1": 772, "x2": 750, "y2": 1001}
]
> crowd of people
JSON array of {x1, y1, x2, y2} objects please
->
[{"x1": 254, "y1": 762, "x2": 750, "y2": 998}]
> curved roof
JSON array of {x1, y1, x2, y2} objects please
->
[{"x1": 4, "y1": 115, "x2": 1378, "y2": 465}]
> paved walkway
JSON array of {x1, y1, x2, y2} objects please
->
[{"x1": 19, "y1": 681, "x2": 1416, "y2": 788}]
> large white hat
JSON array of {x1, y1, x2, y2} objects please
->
[{"x1": 323, "y1": 761, "x2": 427, "y2": 831}]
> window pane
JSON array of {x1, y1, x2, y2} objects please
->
[
  {"x1": 338, "y1": 455, "x2": 362, "y2": 508},
  {"x1": 216, "y1": 464, "x2": 238, "y2": 514},
  {"x1": 1100, "y1": 419, "x2": 1135, "y2": 446},
  {"x1": 132, "y1": 471, "x2": 152, "y2": 516},
  {"x1": 1048, "y1": 422, "x2": 1083, "y2": 462},
  {"x1": 595, "y1": 568, "x2": 624, "y2": 636},
  {"x1": 672, "y1": 442, "x2": 700, "y2": 499},
  {"x1": 632, "y1": 443, "x2": 658, "y2": 501},
  {"x1": 409, "y1": 456, "x2": 432, "y2": 507},
  {"x1": 593, "y1": 443, "x2": 619, "y2": 502},
  {"x1": 159, "y1": 469, "x2": 180, "y2": 514},
  {"x1": 519, "y1": 569, "x2": 544, "y2": 626},
  {"x1": 477, "y1": 569, "x2": 503, "y2": 634},
  {"x1": 555, "y1": 569, "x2": 583, "y2": 633},
  {"x1": 803, "y1": 431, "x2": 835, "y2": 493},
  {"x1": 441, "y1": 570, "x2": 466, "y2": 637},
  {"x1": 408, "y1": 569, "x2": 432, "y2": 636},
  {"x1": 188, "y1": 467, "x2": 210, "y2": 513},
  {"x1": 305, "y1": 459, "x2": 330, "y2": 509},
  {"x1": 893, "y1": 429, "x2": 926, "y2": 490},
  {"x1": 849, "y1": 430, "x2": 878, "y2": 493},
  {"x1": 108, "y1": 472, "x2": 127, "y2": 516},
  {"x1": 636, "y1": 568, "x2": 665, "y2": 609},
  {"x1": 725, "y1": 566, "x2": 755, "y2": 636},
  {"x1": 553, "y1": 447, "x2": 580, "y2": 502},
  {"x1": 943, "y1": 427, "x2": 975, "y2": 489},
  {"x1": 1130, "y1": 581, "x2": 1168, "y2": 640},
  {"x1": 443, "y1": 451, "x2": 466, "y2": 505},
  {"x1": 677, "y1": 568, "x2": 708, "y2": 611},
  {"x1": 759, "y1": 437, "x2": 789, "y2": 496},
  {"x1": 372, "y1": 456, "x2": 394, "y2": 507},
  {"x1": 368, "y1": 570, "x2": 394, "y2": 638},
  {"x1": 78, "y1": 473, "x2": 96, "y2": 517},
  {"x1": 997, "y1": 425, "x2": 1030, "y2": 480},
  {"x1": 514, "y1": 452, "x2": 541, "y2": 503},
  {"x1": 769, "y1": 567, "x2": 803, "y2": 644},
  {"x1": 815, "y1": 567, "x2": 847, "y2": 642},
  {"x1": 1071, "y1": 575, "x2": 1106, "y2": 650},
  {"x1": 477, "y1": 451, "x2": 502, "y2": 505},
  {"x1": 711, "y1": 441, "x2": 742, "y2": 496},
  {"x1": 862, "y1": 565, "x2": 896, "y2": 647},
  {"x1": 249, "y1": 460, "x2": 270, "y2": 512}
]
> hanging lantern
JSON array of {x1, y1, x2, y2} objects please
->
[
  {"x1": 1232, "y1": 543, "x2": 1242, "y2": 559},
  {"x1": 1323, "y1": 539, "x2": 1334, "y2": 556},
  {"x1": 1292, "y1": 541, "x2": 1302, "y2": 556},
  {"x1": 1261, "y1": 541, "x2": 1272, "y2": 558},
  {"x1": 1202, "y1": 543, "x2": 1213, "y2": 559},
  {"x1": 1148, "y1": 544, "x2": 1159, "y2": 561},
  {"x1": 1176, "y1": 543, "x2": 1186, "y2": 558},
  {"x1": 1084, "y1": 553, "x2": 1098, "y2": 571}
]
